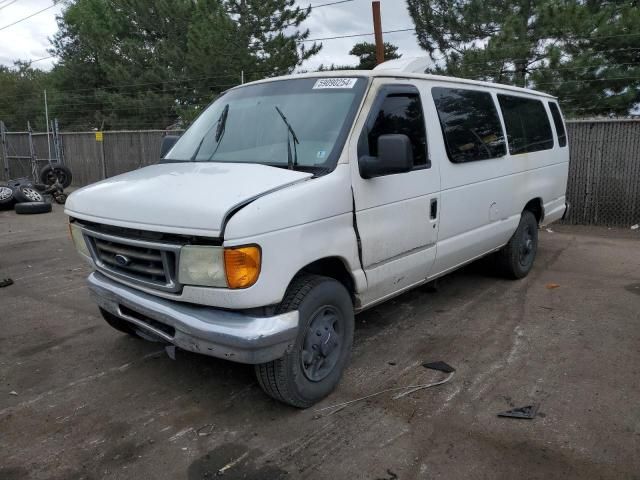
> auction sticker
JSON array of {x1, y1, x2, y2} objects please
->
[{"x1": 313, "y1": 78, "x2": 358, "y2": 89}]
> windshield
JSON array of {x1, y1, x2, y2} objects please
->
[{"x1": 164, "y1": 77, "x2": 367, "y2": 172}]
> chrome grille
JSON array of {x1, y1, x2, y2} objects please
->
[{"x1": 79, "y1": 225, "x2": 181, "y2": 292}]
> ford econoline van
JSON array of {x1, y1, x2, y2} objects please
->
[{"x1": 66, "y1": 58, "x2": 569, "y2": 407}]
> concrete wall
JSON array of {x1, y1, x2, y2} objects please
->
[{"x1": 2, "y1": 121, "x2": 640, "y2": 227}]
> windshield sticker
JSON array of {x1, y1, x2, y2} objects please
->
[{"x1": 313, "y1": 78, "x2": 358, "y2": 89}]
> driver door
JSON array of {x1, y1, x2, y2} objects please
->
[{"x1": 350, "y1": 80, "x2": 441, "y2": 307}]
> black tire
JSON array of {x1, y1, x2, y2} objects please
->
[
  {"x1": 496, "y1": 210, "x2": 539, "y2": 279},
  {"x1": 40, "y1": 164, "x2": 73, "y2": 188},
  {"x1": 0, "y1": 186, "x2": 15, "y2": 210},
  {"x1": 14, "y1": 202, "x2": 52, "y2": 215},
  {"x1": 99, "y1": 307, "x2": 140, "y2": 337},
  {"x1": 13, "y1": 185, "x2": 44, "y2": 203},
  {"x1": 255, "y1": 274, "x2": 354, "y2": 408}
]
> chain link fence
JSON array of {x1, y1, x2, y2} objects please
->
[{"x1": 1, "y1": 121, "x2": 639, "y2": 227}]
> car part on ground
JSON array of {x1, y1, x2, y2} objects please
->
[
  {"x1": 255, "y1": 274, "x2": 355, "y2": 408},
  {"x1": 53, "y1": 192, "x2": 67, "y2": 204},
  {"x1": 14, "y1": 202, "x2": 52, "y2": 215},
  {"x1": 0, "y1": 278, "x2": 14, "y2": 288},
  {"x1": 40, "y1": 164, "x2": 73, "y2": 188},
  {"x1": 0, "y1": 186, "x2": 16, "y2": 210},
  {"x1": 497, "y1": 404, "x2": 539, "y2": 419},
  {"x1": 13, "y1": 184, "x2": 45, "y2": 203}
]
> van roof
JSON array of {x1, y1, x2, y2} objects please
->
[{"x1": 238, "y1": 69, "x2": 556, "y2": 100}]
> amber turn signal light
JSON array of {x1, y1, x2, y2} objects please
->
[{"x1": 224, "y1": 246, "x2": 261, "y2": 289}]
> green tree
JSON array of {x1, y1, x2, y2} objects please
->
[
  {"x1": 0, "y1": 62, "x2": 55, "y2": 131},
  {"x1": 315, "y1": 42, "x2": 401, "y2": 71},
  {"x1": 406, "y1": 0, "x2": 640, "y2": 116},
  {"x1": 49, "y1": 0, "x2": 320, "y2": 130},
  {"x1": 350, "y1": 41, "x2": 401, "y2": 70}
]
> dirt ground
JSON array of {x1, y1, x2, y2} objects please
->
[{"x1": 1, "y1": 205, "x2": 639, "y2": 480}]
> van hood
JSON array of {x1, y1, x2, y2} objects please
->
[{"x1": 65, "y1": 162, "x2": 312, "y2": 237}]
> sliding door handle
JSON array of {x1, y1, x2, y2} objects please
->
[{"x1": 430, "y1": 198, "x2": 438, "y2": 219}]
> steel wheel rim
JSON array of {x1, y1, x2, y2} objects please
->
[
  {"x1": 22, "y1": 188, "x2": 42, "y2": 202},
  {"x1": 300, "y1": 305, "x2": 343, "y2": 382},
  {"x1": 0, "y1": 187, "x2": 11, "y2": 201},
  {"x1": 519, "y1": 224, "x2": 535, "y2": 267}
]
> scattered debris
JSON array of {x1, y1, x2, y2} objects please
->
[
  {"x1": 217, "y1": 451, "x2": 249, "y2": 476},
  {"x1": 375, "y1": 469, "x2": 398, "y2": 480},
  {"x1": 315, "y1": 362, "x2": 456, "y2": 416},
  {"x1": 545, "y1": 283, "x2": 560, "y2": 289},
  {"x1": 546, "y1": 228, "x2": 554, "y2": 233},
  {"x1": 392, "y1": 373, "x2": 455, "y2": 400},
  {"x1": 497, "y1": 404, "x2": 539, "y2": 419},
  {"x1": 631, "y1": 224, "x2": 639, "y2": 230},
  {"x1": 423, "y1": 361, "x2": 456, "y2": 373},
  {"x1": 388, "y1": 361, "x2": 396, "y2": 366},
  {"x1": 0, "y1": 278, "x2": 13, "y2": 288},
  {"x1": 165, "y1": 345, "x2": 176, "y2": 360},
  {"x1": 196, "y1": 424, "x2": 215, "y2": 437},
  {"x1": 9, "y1": 390, "x2": 18, "y2": 396}
]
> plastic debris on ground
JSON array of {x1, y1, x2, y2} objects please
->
[
  {"x1": 497, "y1": 404, "x2": 539, "y2": 419},
  {"x1": 545, "y1": 283, "x2": 560, "y2": 289}
]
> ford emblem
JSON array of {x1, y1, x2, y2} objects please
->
[{"x1": 114, "y1": 254, "x2": 131, "y2": 266}]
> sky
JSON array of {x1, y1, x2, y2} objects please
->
[{"x1": 0, "y1": 0, "x2": 424, "y2": 72}]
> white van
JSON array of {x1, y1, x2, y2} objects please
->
[{"x1": 66, "y1": 58, "x2": 569, "y2": 407}]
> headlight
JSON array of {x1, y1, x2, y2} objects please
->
[
  {"x1": 178, "y1": 246, "x2": 226, "y2": 287},
  {"x1": 178, "y1": 244, "x2": 261, "y2": 289},
  {"x1": 69, "y1": 223, "x2": 90, "y2": 258}
]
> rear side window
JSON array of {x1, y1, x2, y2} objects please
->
[
  {"x1": 432, "y1": 87, "x2": 506, "y2": 163},
  {"x1": 367, "y1": 92, "x2": 428, "y2": 167},
  {"x1": 548, "y1": 102, "x2": 567, "y2": 147},
  {"x1": 498, "y1": 95, "x2": 554, "y2": 154}
]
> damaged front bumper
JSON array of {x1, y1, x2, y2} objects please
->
[{"x1": 88, "y1": 272, "x2": 298, "y2": 364}]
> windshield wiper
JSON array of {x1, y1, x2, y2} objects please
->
[
  {"x1": 189, "y1": 104, "x2": 229, "y2": 162},
  {"x1": 274, "y1": 105, "x2": 300, "y2": 170}
]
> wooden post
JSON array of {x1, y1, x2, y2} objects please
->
[{"x1": 372, "y1": 1, "x2": 384, "y2": 65}]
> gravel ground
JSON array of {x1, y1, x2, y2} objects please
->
[{"x1": 1, "y1": 205, "x2": 639, "y2": 480}]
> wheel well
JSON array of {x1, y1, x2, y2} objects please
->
[
  {"x1": 299, "y1": 257, "x2": 355, "y2": 297},
  {"x1": 524, "y1": 198, "x2": 544, "y2": 224}
]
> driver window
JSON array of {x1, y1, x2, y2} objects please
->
[{"x1": 366, "y1": 92, "x2": 429, "y2": 168}]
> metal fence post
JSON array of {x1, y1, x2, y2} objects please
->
[{"x1": 0, "y1": 121, "x2": 9, "y2": 180}]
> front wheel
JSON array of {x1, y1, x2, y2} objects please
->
[
  {"x1": 496, "y1": 210, "x2": 539, "y2": 279},
  {"x1": 255, "y1": 274, "x2": 354, "y2": 408}
]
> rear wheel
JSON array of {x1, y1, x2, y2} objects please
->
[
  {"x1": 255, "y1": 274, "x2": 354, "y2": 408},
  {"x1": 496, "y1": 210, "x2": 538, "y2": 279},
  {"x1": 99, "y1": 307, "x2": 139, "y2": 337}
]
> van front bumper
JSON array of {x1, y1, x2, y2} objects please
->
[{"x1": 87, "y1": 272, "x2": 299, "y2": 364}]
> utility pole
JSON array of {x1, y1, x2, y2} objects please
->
[{"x1": 372, "y1": 1, "x2": 384, "y2": 66}]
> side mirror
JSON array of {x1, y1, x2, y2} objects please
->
[
  {"x1": 359, "y1": 134, "x2": 413, "y2": 179},
  {"x1": 160, "y1": 135, "x2": 180, "y2": 158}
]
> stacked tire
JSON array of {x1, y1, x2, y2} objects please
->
[{"x1": 0, "y1": 180, "x2": 52, "y2": 215}]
